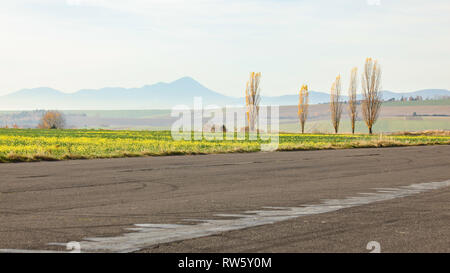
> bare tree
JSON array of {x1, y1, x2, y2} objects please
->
[
  {"x1": 38, "y1": 111, "x2": 65, "y2": 129},
  {"x1": 361, "y1": 58, "x2": 382, "y2": 134},
  {"x1": 298, "y1": 84, "x2": 309, "y2": 134},
  {"x1": 348, "y1": 67, "x2": 358, "y2": 134},
  {"x1": 245, "y1": 72, "x2": 261, "y2": 132},
  {"x1": 330, "y1": 75, "x2": 343, "y2": 134}
]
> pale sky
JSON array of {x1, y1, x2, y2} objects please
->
[{"x1": 0, "y1": 0, "x2": 449, "y2": 97}]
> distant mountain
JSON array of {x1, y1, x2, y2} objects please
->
[
  {"x1": 0, "y1": 77, "x2": 448, "y2": 110},
  {"x1": 0, "y1": 77, "x2": 239, "y2": 110},
  {"x1": 381, "y1": 89, "x2": 450, "y2": 100}
]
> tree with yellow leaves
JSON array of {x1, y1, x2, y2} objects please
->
[
  {"x1": 361, "y1": 58, "x2": 382, "y2": 134},
  {"x1": 348, "y1": 67, "x2": 358, "y2": 134},
  {"x1": 298, "y1": 84, "x2": 309, "y2": 134},
  {"x1": 330, "y1": 75, "x2": 343, "y2": 134},
  {"x1": 245, "y1": 72, "x2": 261, "y2": 132}
]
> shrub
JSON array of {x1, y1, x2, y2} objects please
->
[{"x1": 38, "y1": 111, "x2": 66, "y2": 129}]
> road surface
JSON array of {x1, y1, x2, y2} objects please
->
[{"x1": 0, "y1": 145, "x2": 449, "y2": 252}]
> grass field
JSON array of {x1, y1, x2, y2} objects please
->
[
  {"x1": 281, "y1": 117, "x2": 450, "y2": 133},
  {"x1": 0, "y1": 129, "x2": 449, "y2": 163}
]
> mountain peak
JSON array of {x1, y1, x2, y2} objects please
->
[
  {"x1": 173, "y1": 76, "x2": 196, "y2": 82},
  {"x1": 170, "y1": 76, "x2": 201, "y2": 86},
  {"x1": 165, "y1": 77, "x2": 211, "y2": 93}
]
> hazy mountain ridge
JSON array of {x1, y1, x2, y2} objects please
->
[{"x1": 0, "y1": 77, "x2": 448, "y2": 110}]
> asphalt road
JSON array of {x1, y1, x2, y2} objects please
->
[{"x1": 0, "y1": 145, "x2": 449, "y2": 253}]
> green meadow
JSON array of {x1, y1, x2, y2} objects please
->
[{"x1": 0, "y1": 129, "x2": 449, "y2": 163}]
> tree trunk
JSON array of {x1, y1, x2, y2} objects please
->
[{"x1": 369, "y1": 126, "x2": 373, "y2": 134}]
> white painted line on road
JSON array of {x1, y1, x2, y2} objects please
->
[{"x1": 1, "y1": 179, "x2": 449, "y2": 253}]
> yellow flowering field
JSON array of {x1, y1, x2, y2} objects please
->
[{"x1": 0, "y1": 129, "x2": 449, "y2": 163}]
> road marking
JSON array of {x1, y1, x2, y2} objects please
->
[{"x1": 1, "y1": 179, "x2": 449, "y2": 253}]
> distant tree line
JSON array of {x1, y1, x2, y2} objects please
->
[{"x1": 0, "y1": 110, "x2": 66, "y2": 129}]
